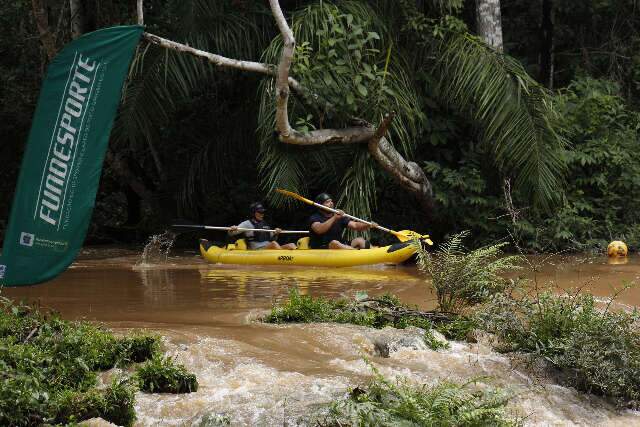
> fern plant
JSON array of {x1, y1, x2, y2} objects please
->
[
  {"x1": 317, "y1": 369, "x2": 520, "y2": 426},
  {"x1": 414, "y1": 231, "x2": 523, "y2": 313}
]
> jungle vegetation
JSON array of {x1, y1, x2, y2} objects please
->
[{"x1": 1, "y1": 0, "x2": 639, "y2": 252}]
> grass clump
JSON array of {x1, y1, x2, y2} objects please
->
[
  {"x1": 414, "y1": 231, "x2": 523, "y2": 313},
  {"x1": 0, "y1": 296, "x2": 166, "y2": 426},
  {"x1": 477, "y1": 291, "x2": 640, "y2": 407},
  {"x1": 265, "y1": 289, "x2": 446, "y2": 350},
  {"x1": 50, "y1": 377, "x2": 137, "y2": 426},
  {"x1": 316, "y1": 370, "x2": 519, "y2": 426},
  {"x1": 135, "y1": 355, "x2": 198, "y2": 393},
  {"x1": 266, "y1": 289, "x2": 401, "y2": 328}
]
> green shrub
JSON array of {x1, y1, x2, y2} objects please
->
[
  {"x1": 316, "y1": 371, "x2": 519, "y2": 426},
  {"x1": 265, "y1": 288, "x2": 444, "y2": 333},
  {"x1": 477, "y1": 291, "x2": 640, "y2": 407},
  {"x1": 116, "y1": 333, "x2": 162, "y2": 364},
  {"x1": 414, "y1": 231, "x2": 523, "y2": 313},
  {"x1": 436, "y1": 316, "x2": 478, "y2": 341},
  {"x1": 0, "y1": 298, "x2": 163, "y2": 425},
  {"x1": 136, "y1": 355, "x2": 198, "y2": 393},
  {"x1": 100, "y1": 377, "x2": 138, "y2": 427},
  {"x1": 0, "y1": 365, "x2": 50, "y2": 426},
  {"x1": 51, "y1": 377, "x2": 137, "y2": 426}
]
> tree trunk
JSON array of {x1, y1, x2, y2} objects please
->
[
  {"x1": 539, "y1": 0, "x2": 554, "y2": 88},
  {"x1": 70, "y1": 0, "x2": 84, "y2": 39},
  {"x1": 476, "y1": 0, "x2": 504, "y2": 52},
  {"x1": 31, "y1": 0, "x2": 57, "y2": 60}
]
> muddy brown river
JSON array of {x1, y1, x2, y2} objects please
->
[{"x1": 3, "y1": 248, "x2": 640, "y2": 426}]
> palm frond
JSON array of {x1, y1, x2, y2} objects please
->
[
  {"x1": 433, "y1": 33, "x2": 567, "y2": 209},
  {"x1": 113, "y1": 0, "x2": 272, "y2": 207}
]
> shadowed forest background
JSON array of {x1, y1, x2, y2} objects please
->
[{"x1": 1, "y1": 0, "x2": 639, "y2": 252}]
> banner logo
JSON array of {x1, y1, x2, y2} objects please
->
[
  {"x1": 0, "y1": 25, "x2": 143, "y2": 286},
  {"x1": 19, "y1": 232, "x2": 35, "y2": 247},
  {"x1": 33, "y1": 53, "x2": 99, "y2": 230},
  {"x1": 0, "y1": 265, "x2": 5, "y2": 279}
]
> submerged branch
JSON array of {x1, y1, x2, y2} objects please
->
[{"x1": 356, "y1": 298, "x2": 457, "y2": 323}]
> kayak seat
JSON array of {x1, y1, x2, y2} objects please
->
[
  {"x1": 226, "y1": 239, "x2": 248, "y2": 250},
  {"x1": 297, "y1": 237, "x2": 310, "y2": 250}
]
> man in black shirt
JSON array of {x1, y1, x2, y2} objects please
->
[{"x1": 308, "y1": 193, "x2": 376, "y2": 249}]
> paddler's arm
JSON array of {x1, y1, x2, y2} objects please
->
[
  {"x1": 270, "y1": 228, "x2": 282, "y2": 240},
  {"x1": 228, "y1": 220, "x2": 252, "y2": 236},
  {"x1": 347, "y1": 221, "x2": 378, "y2": 231},
  {"x1": 311, "y1": 211, "x2": 343, "y2": 235}
]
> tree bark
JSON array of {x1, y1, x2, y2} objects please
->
[
  {"x1": 31, "y1": 0, "x2": 57, "y2": 60},
  {"x1": 476, "y1": 0, "x2": 504, "y2": 52},
  {"x1": 137, "y1": 0, "x2": 143, "y2": 25},
  {"x1": 539, "y1": 0, "x2": 554, "y2": 88},
  {"x1": 70, "y1": 0, "x2": 84, "y2": 39}
]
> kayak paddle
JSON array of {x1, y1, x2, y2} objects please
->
[
  {"x1": 171, "y1": 224, "x2": 309, "y2": 234},
  {"x1": 275, "y1": 189, "x2": 433, "y2": 245}
]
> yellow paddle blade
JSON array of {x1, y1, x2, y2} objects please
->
[
  {"x1": 276, "y1": 188, "x2": 314, "y2": 205},
  {"x1": 394, "y1": 230, "x2": 433, "y2": 245}
]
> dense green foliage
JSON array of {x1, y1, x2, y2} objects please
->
[
  {"x1": 1, "y1": 0, "x2": 640, "y2": 251},
  {"x1": 136, "y1": 355, "x2": 199, "y2": 393},
  {"x1": 477, "y1": 291, "x2": 640, "y2": 407},
  {"x1": 0, "y1": 297, "x2": 197, "y2": 425},
  {"x1": 315, "y1": 371, "x2": 519, "y2": 426},
  {"x1": 414, "y1": 231, "x2": 523, "y2": 313},
  {"x1": 264, "y1": 288, "x2": 447, "y2": 350}
]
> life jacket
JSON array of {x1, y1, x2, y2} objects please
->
[{"x1": 248, "y1": 219, "x2": 271, "y2": 243}]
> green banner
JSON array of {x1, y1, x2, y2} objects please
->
[{"x1": 0, "y1": 26, "x2": 143, "y2": 286}]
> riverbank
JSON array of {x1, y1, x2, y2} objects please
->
[{"x1": 3, "y1": 249, "x2": 640, "y2": 425}]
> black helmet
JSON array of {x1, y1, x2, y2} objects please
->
[
  {"x1": 249, "y1": 202, "x2": 266, "y2": 214},
  {"x1": 315, "y1": 193, "x2": 333, "y2": 204}
]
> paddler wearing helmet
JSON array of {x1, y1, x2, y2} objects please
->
[
  {"x1": 307, "y1": 193, "x2": 377, "y2": 249},
  {"x1": 229, "y1": 202, "x2": 297, "y2": 250}
]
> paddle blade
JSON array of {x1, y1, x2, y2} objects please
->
[
  {"x1": 393, "y1": 230, "x2": 433, "y2": 245},
  {"x1": 276, "y1": 189, "x2": 314, "y2": 205}
]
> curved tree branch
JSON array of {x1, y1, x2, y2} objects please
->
[
  {"x1": 368, "y1": 114, "x2": 433, "y2": 209},
  {"x1": 267, "y1": 0, "x2": 376, "y2": 146},
  {"x1": 138, "y1": 0, "x2": 434, "y2": 210}
]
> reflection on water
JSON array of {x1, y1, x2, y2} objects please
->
[{"x1": 3, "y1": 249, "x2": 640, "y2": 425}]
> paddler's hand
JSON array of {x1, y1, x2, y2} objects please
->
[
  {"x1": 274, "y1": 227, "x2": 282, "y2": 235},
  {"x1": 369, "y1": 222, "x2": 378, "y2": 230},
  {"x1": 230, "y1": 225, "x2": 238, "y2": 231},
  {"x1": 335, "y1": 210, "x2": 345, "y2": 218}
]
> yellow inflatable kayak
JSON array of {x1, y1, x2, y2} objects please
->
[{"x1": 199, "y1": 238, "x2": 417, "y2": 267}]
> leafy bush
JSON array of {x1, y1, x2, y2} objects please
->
[
  {"x1": 265, "y1": 288, "x2": 395, "y2": 328},
  {"x1": 264, "y1": 289, "x2": 447, "y2": 350},
  {"x1": 316, "y1": 371, "x2": 519, "y2": 426},
  {"x1": 135, "y1": 355, "x2": 198, "y2": 393},
  {"x1": 436, "y1": 316, "x2": 478, "y2": 341},
  {"x1": 477, "y1": 291, "x2": 640, "y2": 407},
  {"x1": 414, "y1": 231, "x2": 523, "y2": 313},
  {"x1": 0, "y1": 298, "x2": 161, "y2": 425},
  {"x1": 51, "y1": 378, "x2": 137, "y2": 426}
]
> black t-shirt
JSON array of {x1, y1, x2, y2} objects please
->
[{"x1": 308, "y1": 212, "x2": 351, "y2": 248}]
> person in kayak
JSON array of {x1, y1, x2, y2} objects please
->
[
  {"x1": 308, "y1": 193, "x2": 376, "y2": 249},
  {"x1": 229, "y1": 202, "x2": 296, "y2": 250}
]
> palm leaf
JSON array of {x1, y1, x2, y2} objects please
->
[{"x1": 433, "y1": 33, "x2": 567, "y2": 209}]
